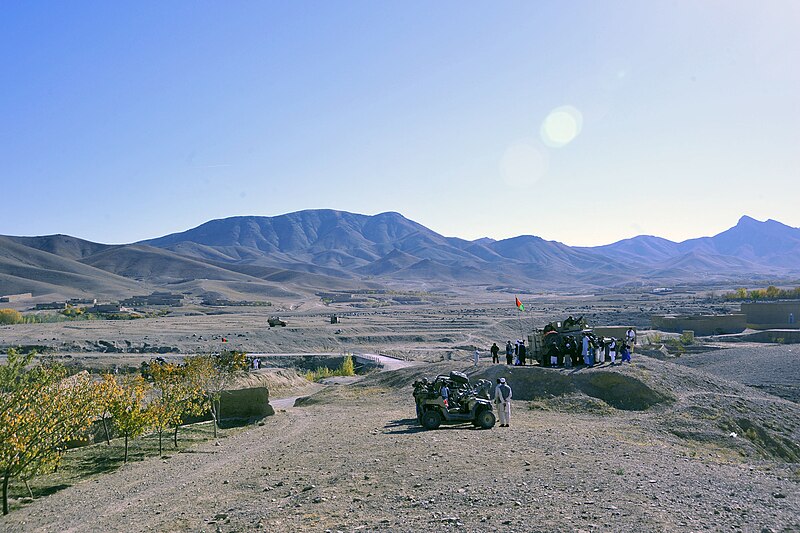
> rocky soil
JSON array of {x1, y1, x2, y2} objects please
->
[
  {"x1": 674, "y1": 344, "x2": 800, "y2": 403},
  {"x1": 1, "y1": 354, "x2": 798, "y2": 533}
]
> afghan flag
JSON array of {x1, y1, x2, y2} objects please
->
[
  {"x1": 515, "y1": 296, "x2": 524, "y2": 311},
  {"x1": 221, "y1": 337, "x2": 228, "y2": 343}
]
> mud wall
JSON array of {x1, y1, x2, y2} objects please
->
[
  {"x1": 220, "y1": 386, "x2": 274, "y2": 420},
  {"x1": 741, "y1": 302, "x2": 800, "y2": 329},
  {"x1": 651, "y1": 314, "x2": 746, "y2": 336}
]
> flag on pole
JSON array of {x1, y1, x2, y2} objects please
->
[
  {"x1": 222, "y1": 337, "x2": 228, "y2": 343},
  {"x1": 515, "y1": 296, "x2": 524, "y2": 311}
]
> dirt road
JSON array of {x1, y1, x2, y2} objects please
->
[{"x1": 2, "y1": 359, "x2": 797, "y2": 533}]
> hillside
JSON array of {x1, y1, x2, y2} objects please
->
[{"x1": 2, "y1": 211, "x2": 800, "y2": 299}]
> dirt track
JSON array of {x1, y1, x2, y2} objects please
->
[{"x1": 2, "y1": 358, "x2": 798, "y2": 533}]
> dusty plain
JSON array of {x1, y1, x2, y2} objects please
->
[{"x1": 0, "y1": 290, "x2": 798, "y2": 532}]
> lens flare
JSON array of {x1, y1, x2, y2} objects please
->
[{"x1": 541, "y1": 105, "x2": 583, "y2": 148}]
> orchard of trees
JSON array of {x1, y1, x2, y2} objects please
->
[{"x1": 0, "y1": 349, "x2": 247, "y2": 515}]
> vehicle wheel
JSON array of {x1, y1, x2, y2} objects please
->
[
  {"x1": 477, "y1": 409, "x2": 496, "y2": 429},
  {"x1": 421, "y1": 410, "x2": 441, "y2": 430}
]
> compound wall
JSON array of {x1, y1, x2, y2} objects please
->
[
  {"x1": 741, "y1": 302, "x2": 800, "y2": 329},
  {"x1": 650, "y1": 314, "x2": 747, "y2": 336}
]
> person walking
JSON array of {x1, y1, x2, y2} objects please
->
[
  {"x1": 473, "y1": 349, "x2": 480, "y2": 367},
  {"x1": 626, "y1": 327, "x2": 637, "y2": 354},
  {"x1": 491, "y1": 343, "x2": 500, "y2": 364},
  {"x1": 494, "y1": 378, "x2": 513, "y2": 427},
  {"x1": 505, "y1": 341, "x2": 514, "y2": 365}
]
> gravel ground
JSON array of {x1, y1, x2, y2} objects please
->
[
  {"x1": 674, "y1": 345, "x2": 800, "y2": 403},
  {"x1": 1, "y1": 358, "x2": 798, "y2": 533}
]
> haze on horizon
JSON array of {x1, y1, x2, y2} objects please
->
[{"x1": 2, "y1": 1, "x2": 799, "y2": 247}]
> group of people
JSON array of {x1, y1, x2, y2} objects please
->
[
  {"x1": 575, "y1": 330, "x2": 633, "y2": 367},
  {"x1": 487, "y1": 340, "x2": 528, "y2": 366}
]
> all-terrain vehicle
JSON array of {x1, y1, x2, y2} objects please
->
[
  {"x1": 412, "y1": 371, "x2": 495, "y2": 430},
  {"x1": 268, "y1": 316, "x2": 287, "y2": 327}
]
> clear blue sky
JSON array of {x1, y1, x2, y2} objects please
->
[{"x1": 2, "y1": 1, "x2": 798, "y2": 246}]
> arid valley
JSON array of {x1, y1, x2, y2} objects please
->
[{"x1": 1, "y1": 289, "x2": 798, "y2": 532}]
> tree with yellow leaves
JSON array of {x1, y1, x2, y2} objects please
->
[
  {"x1": 108, "y1": 375, "x2": 151, "y2": 464},
  {"x1": 0, "y1": 350, "x2": 97, "y2": 515},
  {"x1": 94, "y1": 373, "x2": 124, "y2": 445},
  {"x1": 0, "y1": 309, "x2": 23, "y2": 325},
  {"x1": 184, "y1": 351, "x2": 247, "y2": 438},
  {"x1": 147, "y1": 361, "x2": 204, "y2": 454}
]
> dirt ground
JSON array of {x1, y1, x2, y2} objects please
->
[{"x1": 0, "y1": 292, "x2": 798, "y2": 532}]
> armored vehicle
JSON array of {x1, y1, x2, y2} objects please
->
[
  {"x1": 268, "y1": 316, "x2": 287, "y2": 327},
  {"x1": 528, "y1": 315, "x2": 594, "y2": 366},
  {"x1": 412, "y1": 371, "x2": 495, "y2": 430}
]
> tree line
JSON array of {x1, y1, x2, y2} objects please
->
[
  {"x1": 0, "y1": 349, "x2": 247, "y2": 515},
  {"x1": 722, "y1": 286, "x2": 800, "y2": 301}
]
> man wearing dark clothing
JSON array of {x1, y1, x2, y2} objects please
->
[
  {"x1": 518, "y1": 341, "x2": 527, "y2": 366},
  {"x1": 505, "y1": 341, "x2": 514, "y2": 365},
  {"x1": 490, "y1": 343, "x2": 500, "y2": 364}
]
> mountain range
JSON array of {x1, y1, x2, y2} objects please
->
[{"x1": 2, "y1": 211, "x2": 799, "y2": 301}]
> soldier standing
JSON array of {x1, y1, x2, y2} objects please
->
[
  {"x1": 491, "y1": 343, "x2": 500, "y2": 364},
  {"x1": 494, "y1": 378, "x2": 513, "y2": 427},
  {"x1": 518, "y1": 340, "x2": 527, "y2": 366}
]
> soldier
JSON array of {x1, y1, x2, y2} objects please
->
[
  {"x1": 494, "y1": 378, "x2": 513, "y2": 427},
  {"x1": 491, "y1": 342, "x2": 500, "y2": 364}
]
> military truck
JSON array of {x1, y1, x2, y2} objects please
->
[
  {"x1": 268, "y1": 316, "x2": 287, "y2": 327},
  {"x1": 528, "y1": 315, "x2": 593, "y2": 366},
  {"x1": 412, "y1": 371, "x2": 495, "y2": 430}
]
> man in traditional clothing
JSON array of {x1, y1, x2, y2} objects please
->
[
  {"x1": 582, "y1": 333, "x2": 591, "y2": 366},
  {"x1": 494, "y1": 378, "x2": 513, "y2": 427}
]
